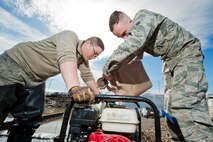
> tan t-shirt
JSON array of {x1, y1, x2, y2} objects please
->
[{"x1": 6, "y1": 30, "x2": 94, "y2": 86}]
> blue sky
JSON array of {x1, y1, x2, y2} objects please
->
[{"x1": 0, "y1": 0, "x2": 213, "y2": 93}]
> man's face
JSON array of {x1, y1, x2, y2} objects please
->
[
  {"x1": 81, "y1": 41, "x2": 103, "y2": 61},
  {"x1": 112, "y1": 19, "x2": 132, "y2": 39}
]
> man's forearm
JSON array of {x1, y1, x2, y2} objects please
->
[
  {"x1": 60, "y1": 61, "x2": 80, "y2": 90},
  {"x1": 86, "y1": 80, "x2": 100, "y2": 94}
]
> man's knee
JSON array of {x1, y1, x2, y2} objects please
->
[
  {"x1": 7, "y1": 82, "x2": 45, "y2": 142},
  {"x1": 11, "y1": 83, "x2": 45, "y2": 125},
  {"x1": 0, "y1": 84, "x2": 26, "y2": 125}
]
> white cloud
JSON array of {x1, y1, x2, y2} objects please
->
[
  {"x1": 0, "y1": 6, "x2": 47, "y2": 53},
  {"x1": 1, "y1": 0, "x2": 213, "y2": 92},
  {"x1": 0, "y1": 33, "x2": 19, "y2": 53},
  {"x1": 0, "y1": 7, "x2": 46, "y2": 42},
  {"x1": 9, "y1": 0, "x2": 213, "y2": 57}
]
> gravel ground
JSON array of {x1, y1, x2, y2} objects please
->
[{"x1": 142, "y1": 121, "x2": 171, "y2": 142}]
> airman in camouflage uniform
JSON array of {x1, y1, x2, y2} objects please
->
[{"x1": 103, "y1": 9, "x2": 213, "y2": 141}]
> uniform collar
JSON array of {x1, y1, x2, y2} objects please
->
[{"x1": 77, "y1": 40, "x2": 84, "y2": 56}]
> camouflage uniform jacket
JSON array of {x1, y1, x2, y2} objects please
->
[{"x1": 103, "y1": 9, "x2": 202, "y2": 76}]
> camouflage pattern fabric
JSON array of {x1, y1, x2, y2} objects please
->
[
  {"x1": 103, "y1": 9, "x2": 213, "y2": 141},
  {"x1": 0, "y1": 52, "x2": 43, "y2": 87},
  {"x1": 164, "y1": 51, "x2": 213, "y2": 141},
  {"x1": 0, "y1": 52, "x2": 26, "y2": 86},
  {"x1": 103, "y1": 9, "x2": 197, "y2": 75}
]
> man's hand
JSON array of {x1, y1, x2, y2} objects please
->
[
  {"x1": 68, "y1": 86, "x2": 95, "y2": 103},
  {"x1": 103, "y1": 74, "x2": 113, "y2": 81},
  {"x1": 97, "y1": 77, "x2": 108, "y2": 89}
]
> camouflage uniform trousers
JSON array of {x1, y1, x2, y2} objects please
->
[{"x1": 163, "y1": 51, "x2": 213, "y2": 141}]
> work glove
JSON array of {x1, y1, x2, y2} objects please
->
[{"x1": 68, "y1": 86, "x2": 95, "y2": 103}]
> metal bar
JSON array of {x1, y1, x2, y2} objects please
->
[
  {"x1": 56, "y1": 100, "x2": 75, "y2": 142},
  {"x1": 95, "y1": 95, "x2": 162, "y2": 142}
]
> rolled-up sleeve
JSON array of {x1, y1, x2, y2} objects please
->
[
  {"x1": 55, "y1": 30, "x2": 79, "y2": 65},
  {"x1": 79, "y1": 61, "x2": 95, "y2": 83}
]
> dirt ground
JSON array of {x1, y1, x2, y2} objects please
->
[{"x1": 44, "y1": 95, "x2": 69, "y2": 114}]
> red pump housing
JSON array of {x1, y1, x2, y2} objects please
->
[{"x1": 88, "y1": 130, "x2": 131, "y2": 142}]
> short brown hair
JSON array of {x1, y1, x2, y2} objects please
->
[
  {"x1": 109, "y1": 11, "x2": 124, "y2": 32},
  {"x1": 86, "y1": 37, "x2": 104, "y2": 51}
]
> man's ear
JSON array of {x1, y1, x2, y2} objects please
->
[
  {"x1": 84, "y1": 40, "x2": 91, "y2": 46},
  {"x1": 81, "y1": 40, "x2": 89, "y2": 50}
]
